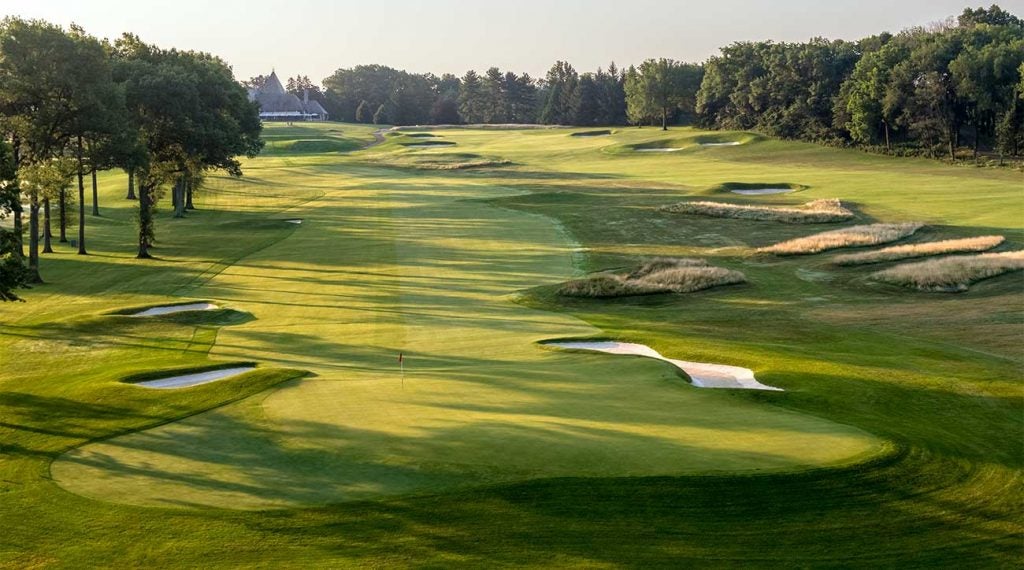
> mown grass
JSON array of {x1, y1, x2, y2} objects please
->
[
  {"x1": 662, "y1": 198, "x2": 854, "y2": 223},
  {"x1": 760, "y1": 222, "x2": 924, "y2": 255},
  {"x1": 834, "y1": 235, "x2": 1006, "y2": 265},
  {"x1": 871, "y1": 250, "x2": 1024, "y2": 291},
  {"x1": 1, "y1": 122, "x2": 1021, "y2": 568}
]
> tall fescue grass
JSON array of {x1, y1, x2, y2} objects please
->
[
  {"x1": 871, "y1": 250, "x2": 1024, "y2": 292},
  {"x1": 759, "y1": 222, "x2": 923, "y2": 255},
  {"x1": 559, "y1": 258, "x2": 746, "y2": 298},
  {"x1": 662, "y1": 198, "x2": 853, "y2": 223},
  {"x1": 833, "y1": 235, "x2": 1005, "y2": 266}
]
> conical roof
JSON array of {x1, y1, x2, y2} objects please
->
[{"x1": 262, "y1": 71, "x2": 287, "y2": 95}]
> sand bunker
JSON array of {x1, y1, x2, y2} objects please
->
[
  {"x1": 284, "y1": 219, "x2": 303, "y2": 224},
  {"x1": 133, "y1": 366, "x2": 256, "y2": 389},
  {"x1": 701, "y1": 141, "x2": 742, "y2": 147},
  {"x1": 636, "y1": 148, "x2": 683, "y2": 153},
  {"x1": 131, "y1": 303, "x2": 218, "y2": 317},
  {"x1": 545, "y1": 341, "x2": 782, "y2": 391},
  {"x1": 731, "y1": 188, "x2": 793, "y2": 195}
]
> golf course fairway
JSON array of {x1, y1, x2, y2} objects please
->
[
  {"x1": 2, "y1": 123, "x2": 1020, "y2": 567},
  {"x1": 51, "y1": 138, "x2": 879, "y2": 509}
]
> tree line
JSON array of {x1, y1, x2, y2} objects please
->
[
  {"x1": 697, "y1": 5, "x2": 1024, "y2": 160},
  {"x1": 276, "y1": 4, "x2": 1021, "y2": 159},
  {"x1": 0, "y1": 18, "x2": 262, "y2": 301}
]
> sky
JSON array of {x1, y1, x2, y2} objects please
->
[{"x1": 5, "y1": 0, "x2": 1024, "y2": 83}]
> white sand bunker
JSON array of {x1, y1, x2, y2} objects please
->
[
  {"x1": 636, "y1": 148, "x2": 683, "y2": 153},
  {"x1": 731, "y1": 188, "x2": 793, "y2": 195},
  {"x1": 701, "y1": 141, "x2": 742, "y2": 147},
  {"x1": 131, "y1": 303, "x2": 218, "y2": 317},
  {"x1": 546, "y1": 341, "x2": 782, "y2": 391},
  {"x1": 284, "y1": 219, "x2": 303, "y2": 224},
  {"x1": 134, "y1": 366, "x2": 255, "y2": 389}
]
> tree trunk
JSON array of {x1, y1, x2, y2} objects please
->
[
  {"x1": 173, "y1": 176, "x2": 186, "y2": 218},
  {"x1": 126, "y1": 168, "x2": 136, "y2": 200},
  {"x1": 883, "y1": 121, "x2": 891, "y2": 152},
  {"x1": 185, "y1": 177, "x2": 195, "y2": 210},
  {"x1": 91, "y1": 168, "x2": 99, "y2": 216},
  {"x1": 13, "y1": 199, "x2": 23, "y2": 257},
  {"x1": 42, "y1": 198, "x2": 53, "y2": 254},
  {"x1": 973, "y1": 120, "x2": 980, "y2": 162},
  {"x1": 59, "y1": 188, "x2": 68, "y2": 242},
  {"x1": 662, "y1": 108, "x2": 668, "y2": 131},
  {"x1": 76, "y1": 135, "x2": 88, "y2": 255},
  {"x1": 948, "y1": 126, "x2": 956, "y2": 162},
  {"x1": 137, "y1": 183, "x2": 152, "y2": 259},
  {"x1": 27, "y1": 191, "x2": 41, "y2": 283},
  {"x1": 11, "y1": 137, "x2": 23, "y2": 257}
]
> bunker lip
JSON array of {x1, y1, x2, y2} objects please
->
[
  {"x1": 130, "y1": 302, "x2": 219, "y2": 317},
  {"x1": 131, "y1": 366, "x2": 256, "y2": 389},
  {"x1": 543, "y1": 340, "x2": 782, "y2": 391},
  {"x1": 731, "y1": 188, "x2": 794, "y2": 195}
]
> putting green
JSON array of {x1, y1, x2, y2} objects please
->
[{"x1": 52, "y1": 138, "x2": 880, "y2": 509}]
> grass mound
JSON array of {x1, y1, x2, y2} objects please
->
[
  {"x1": 559, "y1": 258, "x2": 746, "y2": 298},
  {"x1": 571, "y1": 129, "x2": 612, "y2": 137},
  {"x1": 276, "y1": 139, "x2": 362, "y2": 154},
  {"x1": 404, "y1": 133, "x2": 437, "y2": 138},
  {"x1": 661, "y1": 198, "x2": 853, "y2": 224},
  {"x1": 870, "y1": 250, "x2": 1024, "y2": 292},
  {"x1": 834, "y1": 236, "x2": 1005, "y2": 266},
  {"x1": 759, "y1": 222, "x2": 923, "y2": 255},
  {"x1": 402, "y1": 140, "x2": 456, "y2": 147}
]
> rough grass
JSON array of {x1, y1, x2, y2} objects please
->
[
  {"x1": 662, "y1": 198, "x2": 854, "y2": 223},
  {"x1": 559, "y1": 258, "x2": 746, "y2": 297},
  {"x1": 759, "y1": 222, "x2": 924, "y2": 255},
  {"x1": 834, "y1": 235, "x2": 1005, "y2": 266},
  {"x1": 871, "y1": 250, "x2": 1024, "y2": 292}
]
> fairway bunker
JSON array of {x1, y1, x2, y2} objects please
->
[
  {"x1": 731, "y1": 188, "x2": 794, "y2": 195},
  {"x1": 635, "y1": 148, "x2": 683, "y2": 153},
  {"x1": 544, "y1": 341, "x2": 782, "y2": 391},
  {"x1": 131, "y1": 302, "x2": 218, "y2": 317},
  {"x1": 700, "y1": 141, "x2": 742, "y2": 147},
  {"x1": 132, "y1": 366, "x2": 256, "y2": 389},
  {"x1": 284, "y1": 219, "x2": 303, "y2": 224}
]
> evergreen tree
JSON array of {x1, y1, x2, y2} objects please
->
[{"x1": 459, "y1": 70, "x2": 486, "y2": 123}]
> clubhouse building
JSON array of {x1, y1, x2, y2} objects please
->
[{"x1": 247, "y1": 70, "x2": 329, "y2": 122}]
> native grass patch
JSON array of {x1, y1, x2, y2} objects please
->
[
  {"x1": 661, "y1": 198, "x2": 853, "y2": 223},
  {"x1": 759, "y1": 223, "x2": 924, "y2": 255},
  {"x1": 870, "y1": 250, "x2": 1024, "y2": 292},
  {"x1": 558, "y1": 258, "x2": 746, "y2": 298},
  {"x1": 834, "y1": 235, "x2": 1005, "y2": 266}
]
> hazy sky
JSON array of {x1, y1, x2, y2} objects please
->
[{"x1": 5, "y1": 1, "x2": 1023, "y2": 83}]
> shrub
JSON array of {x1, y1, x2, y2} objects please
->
[
  {"x1": 833, "y1": 236, "x2": 1005, "y2": 266},
  {"x1": 759, "y1": 223, "x2": 923, "y2": 255},
  {"x1": 662, "y1": 198, "x2": 853, "y2": 224},
  {"x1": 870, "y1": 251, "x2": 1024, "y2": 292}
]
